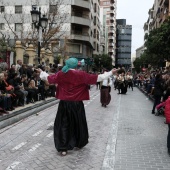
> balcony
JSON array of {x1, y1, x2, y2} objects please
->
[
  {"x1": 71, "y1": 0, "x2": 91, "y2": 10},
  {"x1": 70, "y1": 32, "x2": 93, "y2": 46},
  {"x1": 71, "y1": 13, "x2": 91, "y2": 26},
  {"x1": 109, "y1": 9, "x2": 114, "y2": 14},
  {"x1": 109, "y1": 42, "x2": 114, "y2": 47},
  {"x1": 108, "y1": 27, "x2": 115, "y2": 33},
  {"x1": 110, "y1": 0, "x2": 115, "y2": 3},
  {"x1": 108, "y1": 36, "x2": 114, "y2": 40},
  {"x1": 108, "y1": 48, "x2": 114, "y2": 53},
  {"x1": 108, "y1": 21, "x2": 114, "y2": 26},
  {"x1": 110, "y1": 2, "x2": 115, "y2": 8},
  {"x1": 109, "y1": 16, "x2": 114, "y2": 21}
]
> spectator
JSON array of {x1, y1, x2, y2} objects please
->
[
  {"x1": 15, "y1": 59, "x2": 22, "y2": 75},
  {"x1": 0, "y1": 73, "x2": 15, "y2": 111},
  {"x1": 19, "y1": 64, "x2": 27, "y2": 76},
  {"x1": 151, "y1": 73, "x2": 164, "y2": 114},
  {"x1": 8, "y1": 73, "x2": 25, "y2": 106}
]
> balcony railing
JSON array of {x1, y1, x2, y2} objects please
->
[
  {"x1": 108, "y1": 48, "x2": 114, "y2": 53},
  {"x1": 72, "y1": 12, "x2": 89, "y2": 19},
  {"x1": 70, "y1": 32, "x2": 93, "y2": 46},
  {"x1": 71, "y1": 31, "x2": 89, "y2": 36},
  {"x1": 71, "y1": 0, "x2": 91, "y2": 10},
  {"x1": 71, "y1": 15, "x2": 91, "y2": 26},
  {"x1": 108, "y1": 36, "x2": 114, "y2": 40},
  {"x1": 109, "y1": 43, "x2": 114, "y2": 47}
]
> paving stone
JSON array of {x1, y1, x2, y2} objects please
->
[{"x1": 0, "y1": 87, "x2": 170, "y2": 170}]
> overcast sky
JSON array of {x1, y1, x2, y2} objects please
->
[{"x1": 117, "y1": 0, "x2": 154, "y2": 54}]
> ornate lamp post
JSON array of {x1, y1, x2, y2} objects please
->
[{"x1": 30, "y1": 6, "x2": 48, "y2": 64}]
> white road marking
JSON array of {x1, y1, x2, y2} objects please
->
[
  {"x1": 6, "y1": 161, "x2": 21, "y2": 170},
  {"x1": 12, "y1": 142, "x2": 27, "y2": 151},
  {"x1": 46, "y1": 132, "x2": 53, "y2": 138},
  {"x1": 47, "y1": 122, "x2": 53, "y2": 127},
  {"x1": 85, "y1": 105, "x2": 87, "y2": 107},
  {"x1": 28, "y1": 143, "x2": 41, "y2": 152},
  {"x1": 32, "y1": 130, "x2": 43, "y2": 137},
  {"x1": 102, "y1": 95, "x2": 121, "y2": 169}
]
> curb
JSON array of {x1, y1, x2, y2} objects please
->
[
  {"x1": 0, "y1": 98, "x2": 59, "y2": 130},
  {"x1": 137, "y1": 86, "x2": 154, "y2": 101}
]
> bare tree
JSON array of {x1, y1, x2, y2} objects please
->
[{"x1": 0, "y1": 0, "x2": 69, "y2": 50}]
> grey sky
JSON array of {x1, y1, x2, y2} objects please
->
[{"x1": 117, "y1": 0, "x2": 154, "y2": 54}]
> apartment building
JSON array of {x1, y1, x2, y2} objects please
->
[
  {"x1": 136, "y1": 45, "x2": 145, "y2": 58},
  {"x1": 139, "y1": 0, "x2": 170, "y2": 63},
  {"x1": 116, "y1": 19, "x2": 132, "y2": 68},
  {"x1": 100, "y1": 0, "x2": 117, "y2": 65},
  {"x1": 92, "y1": 0, "x2": 101, "y2": 56},
  {"x1": 144, "y1": 0, "x2": 170, "y2": 34},
  {"x1": 0, "y1": 0, "x2": 101, "y2": 64}
]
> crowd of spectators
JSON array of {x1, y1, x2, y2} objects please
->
[
  {"x1": 0, "y1": 60, "x2": 58, "y2": 115},
  {"x1": 133, "y1": 66, "x2": 170, "y2": 114}
]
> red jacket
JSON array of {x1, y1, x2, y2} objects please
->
[
  {"x1": 165, "y1": 96, "x2": 170, "y2": 124},
  {"x1": 48, "y1": 70, "x2": 98, "y2": 101}
]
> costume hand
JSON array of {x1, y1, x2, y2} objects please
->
[
  {"x1": 36, "y1": 68, "x2": 42, "y2": 73},
  {"x1": 112, "y1": 68, "x2": 119, "y2": 74}
]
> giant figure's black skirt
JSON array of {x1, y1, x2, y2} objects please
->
[{"x1": 54, "y1": 100, "x2": 89, "y2": 152}]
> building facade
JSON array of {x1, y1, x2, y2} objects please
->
[
  {"x1": 116, "y1": 19, "x2": 132, "y2": 68},
  {"x1": 136, "y1": 45, "x2": 145, "y2": 58},
  {"x1": 0, "y1": 0, "x2": 101, "y2": 65},
  {"x1": 144, "y1": 0, "x2": 170, "y2": 35},
  {"x1": 100, "y1": 0, "x2": 117, "y2": 65}
]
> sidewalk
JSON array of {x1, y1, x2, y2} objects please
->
[{"x1": 0, "y1": 97, "x2": 58, "y2": 129}]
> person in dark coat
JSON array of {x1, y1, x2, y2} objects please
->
[{"x1": 152, "y1": 73, "x2": 164, "y2": 114}]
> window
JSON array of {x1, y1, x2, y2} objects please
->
[
  {"x1": 93, "y1": 29, "x2": 96, "y2": 38},
  {"x1": 15, "y1": 6, "x2": 22, "y2": 14},
  {"x1": 94, "y1": 16, "x2": 96, "y2": 25},
  {"x1": 0, "y1": 6, "x2": 5, "y2": 13},
  {"x1": 68, "y1": 44, "x2": 80, "y2": 53},
  {"x1": 97, "y1": 44, "x2": 99, "y2": 52},
  {"x1": 0, "y1": 23, "x2": 4, "y2": 30},
  {"x1": 15, "y1": 23, "x2": 22, "y2": 31},
  {"x1": 93, "y1": 42, "x2": 96, "y2": 49},
  {"x1": 103, "y1": 1, "x2": 110, "y2": 5},
  {"x1": 94, "y1": 3, "x2": 97, "y2": 12}
]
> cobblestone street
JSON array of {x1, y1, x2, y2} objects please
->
[{"x1": 0, "y1": 86, "x2": 169, "y2": 170}]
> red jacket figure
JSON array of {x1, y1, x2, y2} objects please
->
[{"x1": 165, "y1": 96, "x2": 170, "y2": 124}]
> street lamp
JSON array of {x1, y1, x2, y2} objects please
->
[{"x1": 30, "y1": 6, "x2": 48, "y2": 64}]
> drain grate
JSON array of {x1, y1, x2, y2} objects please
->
[{"x1": 47, "y1": 126, "x2": 54, "y2": 130}]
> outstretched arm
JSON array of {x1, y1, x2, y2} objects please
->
[
  {"x1": 97, "y1": 69, "x2": 119, "y2": 82},
  {"x1": 38, "y1": 69, "x2": 58, "y2": 84},
  {"x1": 39, "y1": 70, "x2": 49, "y2": 81}
]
